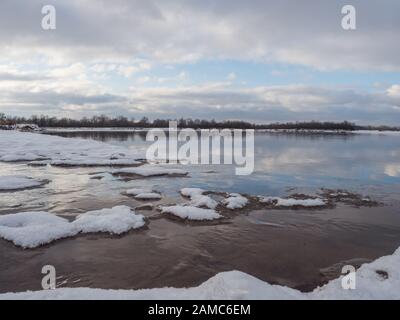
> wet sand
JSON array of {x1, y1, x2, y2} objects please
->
[{"x1": 1, "y1": 203, "x2": 400, "y2": 293}]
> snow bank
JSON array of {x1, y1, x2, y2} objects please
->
[
  {"x1": 0, "y1": 212, "x2": 78, "y2": 249},
  {"x1": 73, "y1": 206, "x2": 145, "y2": 235},
  {"x1": 0, "y1": 131, "x2": 143, "y2": 166},
  {"x1": 2, "y1": 246, "x2": 400, "y2": 299},
  {"x1": 160, "y1": 205, "x2": 222, "y2": 221},
  {"x1": 0, "y1": 206, "x2": 144, "y2": 248},
  {"x1": 0, "y1": 175, "x2": 47, "y2": 191},
  {"x1": 113, "y1": 165, "x2": 188, "y2": 178},
  {"x1": 223, "y1": 193, "x2": 248, "y2": 209},
  {"x1": 180, "y1": 188, "x2": 218, "y2": 209},
  {"x1": 260, "y1": 196, "x2": 325, "y2": 207}
]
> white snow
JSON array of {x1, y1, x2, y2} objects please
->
[
  {"x1": 0, "y1": 206, "x2": 145, "y2": 248},
  {"x1": 0, "y1": 131, "x2": 143, "y2": 166},
  {"x1": 0, "y1": 212, "x2": 78, "y2": 249},
  {"x1": 223, "y1": 193, "x2": 249, "y2": 209},
  {"x1": 125, "y1": 188, "x2": 154, "y2": 196},
  {"x1": 0, "y1": 175, "x2": 46, "y2": 191},
  {"x1": 260, "y1": 196, "x2": 325, "y2": 207},
  {"x1": 1, "y1": 246, "x2": 400, "y2": 299},
  {"x1": 160, "y1": 205, "x2": 222, "y2": 221},
  {"x1": 133, "y1": 193, "x2": 162, "y2": 200},
  {"x1": 113, "y1": 165, "x2": 188, "y2": 177},
  {"x1": 180, "y1": 188, "x2": 218, "y2": 209},
  {"x1": 73, "y1": 206, "x2": 145, "y2": 235},
  {"x1": 180, "y1": 188, "x2": 205, "y2": 198}
]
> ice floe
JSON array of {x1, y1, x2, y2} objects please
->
[
  {"x1": 260, "y1": 196, "x2": 326, "y2": 207},
  {"x1": 133, "y1": 193, "x2": 162, "y2": 200},
  {"x1": 0, "y1": 131, "x2": 143, "y2": 166},
  {"x1": 73, "y1": 206, "x2": 145, "y2": 235},
  {"x1": 0, "y1": 206, "x2": 145, "y2": 248},
  {"x1": 124, "y1": 188, "x2": 162, "y2": 200},
  {"x1": 0, "y1": 212, "x2": 78, "y2": 249},
  {"x1": 0, "y1": 175, "x2": 48, "y2": 191},
  {"x1": 223, "y1": 193, "x2": 249, "y2": 209},
  {"x1": 180, "y1": 188, "x2": 218, "y2": 209},
  {"x1": 1, "y1": 246, "x2": 400, "y2": 299},
  {"x1": 160, "y1": 205, "x2": 222, "y2": 221},
  {"x1": 125, "y1": 188, "x2": 154, "y2": 196}
]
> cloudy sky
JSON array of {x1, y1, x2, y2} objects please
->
[{"x1": 0, "y1": 0, "x2": 399, "y2": 124}]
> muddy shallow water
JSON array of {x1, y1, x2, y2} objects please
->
[{"x1": 1, "y1": 131, "x2": 400, "y2": 293}]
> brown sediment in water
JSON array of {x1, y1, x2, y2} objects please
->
[
  {"x1": 112, "y1": 172, "x2": 189, "y2": 180},
  {"x1": 319, "y1": 188, "x2": 382, "y2": 207},
  {"x1": 28, "y1": 161, "x2": 145, "y2": 168},
  {"x1": 1, "y1": 203, "x2": 400, "y2": 294}
]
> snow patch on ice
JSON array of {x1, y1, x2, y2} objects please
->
[
  {"x1": 73, "y1": 206, "x2": 145, "y2": 235},
  {"x1": 0, "y1": 206, "x2": 145, "y2": 248},
  {"x1": 260, "y1": 196, "x2": 325, "y2": 207},
  {"x1": 125, "y1": 188, "x2": 154, "y2": 196},
  {"x1": 160, "y1": 205, "x2": 222, "y2": 221},
  {"x1": 0, "y1": 212, "x2": 78, "y2": 249},
  {"x1": 0, "y1": 131, "x2": 143, "y2": 166},
  {"x1": 133, "y1": 193, "x2": 162, "y2": 200},
  {"x1": 223, "y1": 193, "x2": 249, "y2": 209},
  {"x1": 180, "y1": 188, "x2": 218, "y2": 209},
  {"x1": 180, "y1": 188, "x2": 205, "y2": 198},
  {"x1": 0, "y1": 175, "x2": 47, "y2": 191}
]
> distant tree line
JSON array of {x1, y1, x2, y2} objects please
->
[{"x1": 0, "y1": 113, "x2": 399, "y2": 131}]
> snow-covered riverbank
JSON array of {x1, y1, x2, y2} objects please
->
[
  {"x1": 0, "y1": 130, "x2": 144, "y2": 166},
  {"x1": 1, "y1": 246, "x2": 399, "y2": 300}
]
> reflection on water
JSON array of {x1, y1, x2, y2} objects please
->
[
  {"x1": 2, "y1": 129, "x2": 400, "y2": 222},
  {"x1": 1, "y1": 131, "x2": 400, "y2": 293},
  {"x1": 48, "y1": 130, "x2": 400, "y2": 191}
]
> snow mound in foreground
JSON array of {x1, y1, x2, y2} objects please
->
[
  {"x1": 73, "y1": 206, "x2": 145, "y2": 235},
  {"x1": 1, "y1": 246, "x2": 400, "y2": 299},
  {"x1": 223, "y1": 193, "x2": 249, "y2": 209},
  {"x1": 180, "y1": 188, "x2": 218, "y2": 209},
  {"x1": 113, "y1": 165, "x2": 188, "y2": 177},
  {"x1": 0, "y1": 212, "x2": 78, "y2": 248},
  {"x1": 0, "y1": 175, "x2": 46, "y2": 191},
  {"x1": 0, "y1": 206, "x2": 145, "y2": 248},
  {"x1": 260, "y1": 196, "x2": 325, "y2": 207},
  {"x1": 160, "y1": 205, "x2": 222, "y2": 221}
]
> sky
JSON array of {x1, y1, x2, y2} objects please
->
[{"x1": 0, "y1": 0, "x2": 399, "y2": 124}]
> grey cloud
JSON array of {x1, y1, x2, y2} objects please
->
[{"x1": 0, "y1": 0, "x2": 399, "y2": 70}]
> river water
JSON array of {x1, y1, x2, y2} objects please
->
[{"x1": 1, "y1": 130, "x2": 400, "y2": 293}]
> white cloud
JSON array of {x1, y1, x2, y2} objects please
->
[
  {"x1": 0, "y1": 0, "x2": 399, "y2": 70},
  {"x1": 227, "y1": 72, "x2": 236, "y2": 81},
  {"x1": 0, "y1": 0, "x2": 399, "y2": 123},
  {"x1": 387, "y1": 85, "x2": 400, "y2": 97}
]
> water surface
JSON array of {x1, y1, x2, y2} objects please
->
[{"x1": 1, "y1": 131, "x2": 400, "y2": 293}]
